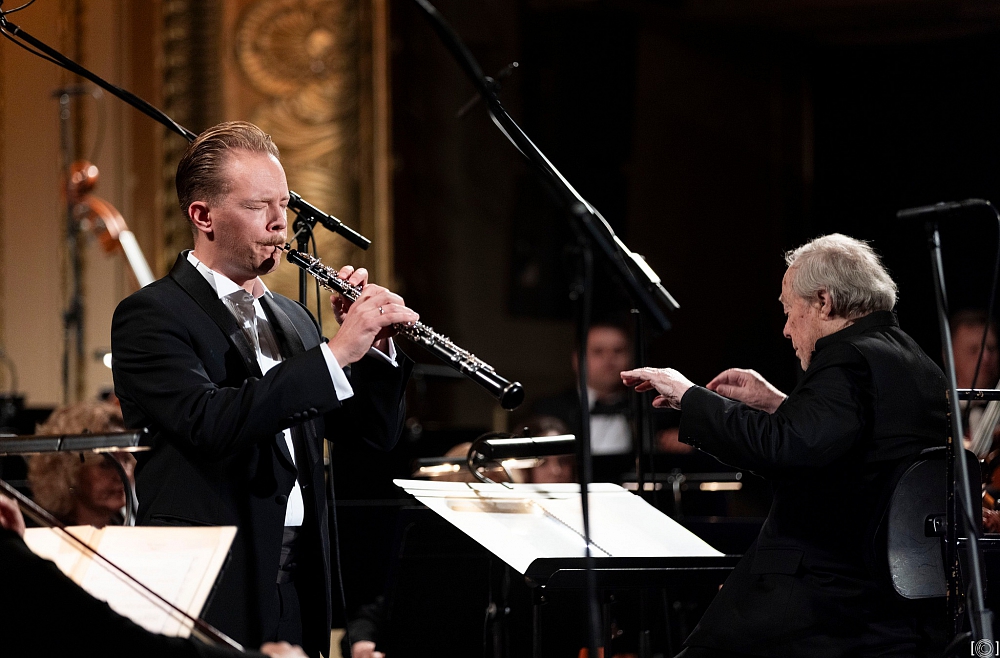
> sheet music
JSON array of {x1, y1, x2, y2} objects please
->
[
  {"x1": 20, "y1": 524, "x2": 98, "y2": 578},
  {"x1": 395, "y1": 480, "x2": 722, "y2": 574},
  {"x1": 24, "y1": 525, "x2": 236, "y2": 637}
]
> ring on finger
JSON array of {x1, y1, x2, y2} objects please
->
[{"x1": 379, "y1": 306, "x2": 384, "y2": 315}]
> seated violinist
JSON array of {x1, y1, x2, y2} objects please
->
[{"x1": 0, "y1": 493, "x2": 307, "y2": 657}]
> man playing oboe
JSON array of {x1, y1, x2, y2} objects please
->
[
  {"x1": 622, "y1": 234, "x2": 948, "y2": 657},
  {"x1": 111, "y1": 121, "x2": 416, "y2": 658}
]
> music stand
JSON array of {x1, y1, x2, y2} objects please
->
[{"x1": 393, "y1": 479, "x2": 737, "y2": 656}]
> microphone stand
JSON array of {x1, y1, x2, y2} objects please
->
[
  {"x1": 924, "y1": 222, "x2": 994, "y2": 641},
  {"x1": 569, "y1": 235, "x2": 603, "y2": 655},
  {"x1": 410, "y1": 2, "x2": 680, "y2": 654},
  {"x1": 630, "y1": 309, "x2": 657, "y2": 508},
  {"x1": 0, "y1": 12, "x2": 372, "y2": 272},
  {"x1": 56, "y1": 88, "x2": 84, "y2": 404}
]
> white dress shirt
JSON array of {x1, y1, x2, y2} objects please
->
[{"x1": 587, "y1": 387, "x2": 632, "y2": 456}]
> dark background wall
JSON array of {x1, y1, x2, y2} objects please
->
[{"x1": 388, "y1": 0, "x2": 1000, "y2": 433}]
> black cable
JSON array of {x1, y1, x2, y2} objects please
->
[
  {"x1": 959, "y1": 204, "x2": 1000, "y2": 475},
  {"x1": 304, "y1": 211, "x2": 350, "y2": 647},
  {"x1": 0, "y1": 26, "x2": 62, "y2": 66},
  {"x1": 572, "y1": 239, "x2": 603, "y2": 658},
  {"x1": 958, "y1": 204, "x2": 1000, "y2": 539},
  {"x1": 89, "y1": 89, "x2": 107, "y2": 165},
  {"x1": 482, "y1": 557, "x2": 493, "y2": 657},
  {"x1": 0, "y1": 0, "x2": 38, "y2": 16},
  {"x1": 0, "y1": 12, "x2": 196, "y2": 142},
  {"x1": 326, "y1": 459, "x2": 354, "y2": 655},
  {"x1": 970, "y1": 205, "x2": 1000, "y2": 390}
]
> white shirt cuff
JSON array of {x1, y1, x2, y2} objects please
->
[
  {"x1": 367, "y1": 338, "x2": 398, "y2": 367},
  {"x1": 321, "y1": 343, "x2": 355, "y2": 401}
]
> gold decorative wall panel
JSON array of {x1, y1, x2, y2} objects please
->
[
  {"x1": 227, "y1": 0, "x2": 394, "y2": 332},
  {"x1": 160, "y1": 0, "x2": 224, "y2": 274}
]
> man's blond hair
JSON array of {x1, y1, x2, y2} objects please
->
[{"x1": 175, "y1": 121, "x2": 280, "y2": 220}]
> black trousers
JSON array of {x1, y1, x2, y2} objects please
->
[
  {"x1": 271, "y1": 525, "x2": 306, "y2": 652},
  {"x1": 273, "y1": 579, "x2": 304, "y2": 649}
]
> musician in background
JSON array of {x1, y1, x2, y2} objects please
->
[
  {"x1": 950, "y1": 310, "x2": 1000, "y2": 531},
  {"x1": 535, "y1": 322, "x2": 636, "y2": 455},
  {"x1": 951, "y1": 309, "x2": 999, "y2": 390},
  {"x1": 950, "y1": 309, "x2": 999, "y2": 439},
  {"x1": 623, "y1": 234, "x2": 948, "y2": 657},
  {"x1": 532, "y1": 321, "x2": 683, "y2": 481},
  {"x1": 522, "y1": 415, "x2": 576, "y2": 483},
  {"x1": 111, "y1": 121, "x2": 416, "y2": 657},
  {"x1": 27, "y1": 401, "x2": 135, "y2": 527},
  {"x1": 0, "y1": 493, "x2": 307, "y2": 657}
]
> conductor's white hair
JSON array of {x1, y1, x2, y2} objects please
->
[{"x1": 785, "y1": 233, "x2": 897, "y2": 318}]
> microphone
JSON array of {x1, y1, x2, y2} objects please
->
[
  {"x1": 896, "y1": 198, "x2": 991, "y2": 219},
  {"x1": 287, "y1": 191, "x2": 371, "y2": 250}
]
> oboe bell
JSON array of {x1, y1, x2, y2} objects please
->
[{"x1": 283, "y1": 245, "x2": 525, "y2": 410}]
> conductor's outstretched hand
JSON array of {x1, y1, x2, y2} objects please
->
[{"x1": 621, "y1": 367, "x2": 694, "y2": 410}]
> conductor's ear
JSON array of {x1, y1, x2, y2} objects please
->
[{"x1": 816, "y1": 288, "x2": 833, "y2": 318}]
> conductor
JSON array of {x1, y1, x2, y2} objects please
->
[{"x1": 623, "y1": 234, "x2": 948, "y2": 657}]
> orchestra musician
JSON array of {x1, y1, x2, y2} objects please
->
[
  {"x1": 27, "y1": 401, "x2": 135, "y2": 528},
  {"x1": 531, "y1": 321, "x2": 687, "y2": 481},
  {"x1": 622, "y1": 234, "x2": 948, "y2": 657},
  {"x1": 950, "y1": 309, "x2": 1000, "y2": 445},
  {"x1": 0, "y1": 493, "x2": 307, "y2": 658},
  {"x1": 111, "y1": 121, "x2": 416, "y2": 657}
]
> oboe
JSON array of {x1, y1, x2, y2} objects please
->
[{"x1": 283, "y1": 245, "x2": 525, "y2": 410}]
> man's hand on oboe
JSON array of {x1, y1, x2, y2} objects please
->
[
  {"x1": 330, "y1": 265, "x2": 366, "y2": 324},
  {"x1": 327, "y1": 266, "x2": 418, "y2": 367}
]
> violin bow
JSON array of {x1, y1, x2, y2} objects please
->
[{"x1": 0, "y1": 478, "x2": 245, "y2": 652}]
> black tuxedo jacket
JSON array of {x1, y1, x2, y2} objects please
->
[
  {"x1": 111, "y1": 253, "x2": 411, "y2": 657},
  {"x1": 678, "y1": 311, "x2": 948, "y2": 657}
]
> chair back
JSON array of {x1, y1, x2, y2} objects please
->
[{"x1": 879, "y1": 446, "x2": 978, "y2": 599}]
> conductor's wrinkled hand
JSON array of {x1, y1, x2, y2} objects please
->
[
  {"x1": 621, "y1": 367, "x2": 694, "y2": 410},
  {"x1": 326, "y1": 265, "x2": 418, "y2": 367},
  {"x1": 706, "y1": 368, "x2": 787, "y2": 413}
]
